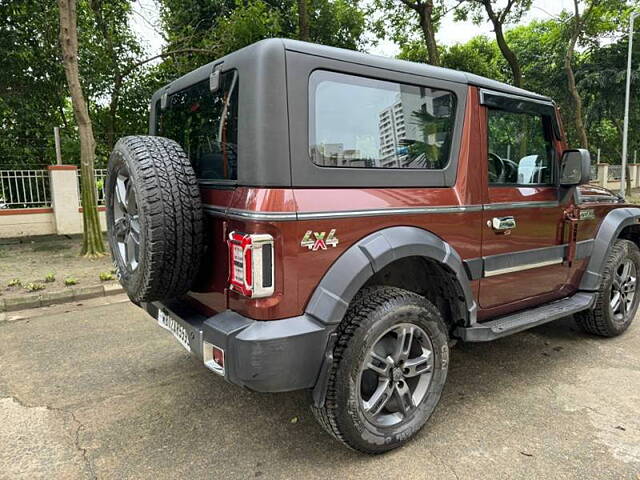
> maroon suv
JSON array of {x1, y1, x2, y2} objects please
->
[{"x1": 106, "y1": 39, "x2": 639, "y2": 453}]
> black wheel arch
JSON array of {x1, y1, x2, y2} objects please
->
[
  {"x1": 306, "y1": 226, "x2": 476, "y2": 408},
  {"x1": 305, "y1": 226, "x2": 477, "y2": 327},
  {"x1": 580, "y1": 207, "x2": 640, "y2": 291}
]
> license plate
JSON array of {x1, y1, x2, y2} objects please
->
[{"x1": 158, "y1": 310, "x2": 191, "y2": 353}]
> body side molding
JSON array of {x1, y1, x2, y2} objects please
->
[{"x1": 580, "y1": 207, "x2": 640, "y2": 291}]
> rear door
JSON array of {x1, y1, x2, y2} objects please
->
[{"x1": 479, "y1": 90, "x2": 570, "y2": 311}]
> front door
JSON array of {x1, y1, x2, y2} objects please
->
[{"x1": 479, "y1": 94, "x2": 570, "y2": 310}]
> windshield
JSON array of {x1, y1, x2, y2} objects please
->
[{"x1": 156, "y1": 70, "x2": 239, "y2": 182}]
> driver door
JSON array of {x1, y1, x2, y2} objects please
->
[{"x1": 480, "y1": 93, "x2": 571, "y2": 311}]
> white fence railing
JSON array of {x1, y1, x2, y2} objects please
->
[
  {"x1": 608, "y1": 165, "x2": 622, "y2": 181},
  {"x1": 77, "y1": 168, "x2": 107, "y2": 206},
  {"x1": 0, "y1": 170, "x2": 51, "y2": 209}
]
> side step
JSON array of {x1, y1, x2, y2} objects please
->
[{"x1": 456, "y1": 292, "x2": 595, "y2": 342}]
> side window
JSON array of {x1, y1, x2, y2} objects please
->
[
  {"x1": 310, "y1": 71, "x2": 457, "y2": 170},
  {"x1": 487, "y1": 108, "x2": 554, "y2": 185},
  {"x1": 156, "y1": 71, "x2": 239, "y2": 181}
]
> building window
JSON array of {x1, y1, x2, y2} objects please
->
[{"x1": 309, "y1": 71, "x2": 457, "y2": 170}]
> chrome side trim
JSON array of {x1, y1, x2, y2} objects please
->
[
  {"x1": 203, "y1": 200, "x2": 559, "y2": 221},
  {"x1": 203, "y1": 205, "x2": 297, "y2": 221},
  {"x1": 484, "y1": 258, "x2": 563, "y2": 277},
  {"x1": 297, "y1": 205, "x2": 482, "y2": 220},
  {"x1": 483, "y1": 201, "x2": 559, "y2": 211}
]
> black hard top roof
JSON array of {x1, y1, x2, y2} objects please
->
[{"x1": 157, "y1": 38, "x2": 552, "y2": 103}]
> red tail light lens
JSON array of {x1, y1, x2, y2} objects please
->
[{"x1": 227, "y1": 231, "x2": 274, "y2": 298}]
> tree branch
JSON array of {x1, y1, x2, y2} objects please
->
[{"x1": 120, "y1": 48, "x2": 218, "y2": 79}]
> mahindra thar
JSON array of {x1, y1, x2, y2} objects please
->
[{"x1": 106, "y1": 39, "x2": 639, "y2": 453}]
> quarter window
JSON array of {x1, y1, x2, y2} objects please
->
[
  {"x1": 487, "y1": 108, "x2": 554, "y2": 185},
  {"x1": 310, "y1": 71, "x2": 457, "y2": 170},
  {"x1": 156, "y1": 70, "x2": 239, "y2": 181}
]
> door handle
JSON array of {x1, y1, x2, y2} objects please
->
[{"x1": 490, "y1": 216, "x2": 517, "y2": 231}]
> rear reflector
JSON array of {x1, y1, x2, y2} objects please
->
[
  {"x1": 227, "y1": 231, "x2": 275, "y2": 298},
  {"x1": 203, "y1": 341, "x2": 225, "y2": 375}
]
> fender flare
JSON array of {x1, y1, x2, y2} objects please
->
[
  {"x1": 307, "y1": 226, "x2": 477, "y2": 407},
  {"x1": 580, "y1": 207, "x2": 640, "y2": 291},
  {"x1": 305, "y1": 226, "x2": 478, "y2": 326}
]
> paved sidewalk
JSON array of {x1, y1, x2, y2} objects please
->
[{"x1": 0, "y1": 301, "x2": 639, "y2": 479}]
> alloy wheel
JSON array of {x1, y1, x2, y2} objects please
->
[
  {"x1": 359, "y1": 323, "x2": 434, "y2": 427},
  {"x1": 610, "y1": 258, "x2": 637, "y2": 323},
  {"x1": 112, "y1": 166, "x2": 140, "y2": 272}
]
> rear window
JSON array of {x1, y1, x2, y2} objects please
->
[
  {"x1": 310, "y1": 71, "x2": 457, "y2": 170},
  {"x1": 156, "y1": 70, "x2": 238, "y2": 181}
]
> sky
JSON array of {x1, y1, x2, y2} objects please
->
[{"x1": 129, "y1": 0, "x2": 578, "y2": 59}]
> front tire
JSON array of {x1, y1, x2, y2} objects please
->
[
  {"x1": 575, "y1": 239, "x2": 640, "y2": 337},
  {"x1": 311, "y1": 286, "x2": 449, "y2": 454}
]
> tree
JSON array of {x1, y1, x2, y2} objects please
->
[
  {"x1": 58, "y1": 0, "x2": 105, "y2": 256},
  {"x1": 565, "y1": 1, "x2": 592, "y2": 149},
  {"x1": 457, "y1": 0, "x2": 532, "y2": 86},
  {"x1": 298, "y1": 0, "x2": 309, "y2": 41},
  {"x1": 400, "y1": 0, "x2": 441, "y2": 65},
  {"x1": 372, "y1": 0, "x2": 461, "y2": 66}
]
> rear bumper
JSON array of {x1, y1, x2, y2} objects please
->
[{"x1": 141, "y1": 300, "x2": 331, "y2": 392}]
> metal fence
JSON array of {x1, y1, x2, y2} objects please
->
[
  {"x1": 0, "y1": 170, "x2": 51, "y2": 209},
  {"x1": 77, "y1": 168, "x2": 107, "y2": 206}
]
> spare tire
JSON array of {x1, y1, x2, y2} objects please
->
[{"x1": 106, "y1": 136, "x2": 203, "y2": 303}]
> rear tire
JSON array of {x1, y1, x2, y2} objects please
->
[
  {"x1": 311, "y1": 286, "x2": 449, "y2": 454},
  {"x1": 575, "y1": 239, "x2": 640, "y2": 337},
  {"x1": 106, "y1": 136, "x2": 203, "y2": 303}
]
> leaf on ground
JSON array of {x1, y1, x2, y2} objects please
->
[{"x1": 290, "y1": 416, "x2": 298, "y2": 424}]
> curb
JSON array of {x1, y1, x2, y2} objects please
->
[{"x1": 0, "y1": 283, "x2": 125, "y2": 313}]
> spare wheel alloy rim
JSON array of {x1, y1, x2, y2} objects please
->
[{"x1": 112, "y1": 165, "x2": 140, "y2": 272}]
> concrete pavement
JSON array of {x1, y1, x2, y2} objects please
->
[{"x1": 1, "y1": 299, "x2": 639, "y2": 479}]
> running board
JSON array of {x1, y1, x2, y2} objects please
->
[{"x1": 456, "y1": 292, "x2": 596, "y2": 342}]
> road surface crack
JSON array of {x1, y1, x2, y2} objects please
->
[
  {"x1": 3, "y1": 394, "x2": 96, "y2": 479},
  {"x1": 429, "y1": 449, "x2": 461, "y2": 480}
]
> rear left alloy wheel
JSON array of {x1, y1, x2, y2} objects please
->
[{"x1": 312, "y1": 286, "x2": 449, "y2": 454}]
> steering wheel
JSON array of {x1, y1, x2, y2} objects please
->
[{"x1": 488, "y1": 152, "x2": 505, "y2": 183}]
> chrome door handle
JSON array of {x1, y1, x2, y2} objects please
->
[{"x1": 491, "y1": 216, "x2": 516, "y2": 231}]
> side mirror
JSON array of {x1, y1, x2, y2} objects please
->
[{"x1": 560, "y1": 149, "x2": 591, "y2": 186}]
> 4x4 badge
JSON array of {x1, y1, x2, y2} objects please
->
[{"x1": 301, "y1": 229, "x2": 339, "y2": 251}]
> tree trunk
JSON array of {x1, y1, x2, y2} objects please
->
[
  {"x1": 417, "y1": 1, "x2": 440, "y2": 66},
  {"x1": 565, "y1": 1, "x2": 589, "y2": 149},
  {"x1": 298, "y1": 0, "x2": 309, "y2": 42},
  {"x1": 493, "y1": 22, "x2": 522, "y2": 87},
  {"x1": 58, "y1": 0, "x2": 105, "y2": 257}
]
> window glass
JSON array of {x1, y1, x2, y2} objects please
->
[
  {"x1": 310, "y1": 71, "x2": 457, "y2": 169},
  {"x1": 156, "y1": 70, "x2": 238, "y2": 181},
  {"x1": 487, "y1": 108, "x2": 554, "y2": 185}
]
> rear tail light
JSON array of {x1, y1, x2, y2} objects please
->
[{"x1": 227, "y1": 231, "x2": 274, "y2": 298}]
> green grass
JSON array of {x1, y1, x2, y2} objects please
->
[
  {"x1": 8, "y1": 279, "x2": 21, "y2": 287},
  {"x1": 44, "y1": 273, "x2": 56, "y2": 283},
  {"x1": 64, "y1": 277, "x2": 78, "y2": 286}
]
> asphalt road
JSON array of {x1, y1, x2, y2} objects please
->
[{"x1": 1, "y1": 298, "x2": 639, "y2": 480}]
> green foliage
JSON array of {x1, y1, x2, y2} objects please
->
[
  {"x1": 99, "y1": 271, "x2": 115, "y2": 281},
  {"x1": 44, "y1": 273, "x2": 56, "y2": 283},
  {"x1": 8, "y1": 279, "x2": 22, "y2": 287},
  {"x1": 64, "y1": 277, "x2": 78, "y2": 286},
  {"x1": 441, "y1": 35, "x2": 507, "y2": 81},
  {"x1": 24, "y1": 282, "x2": 45, "y2": 292}
]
